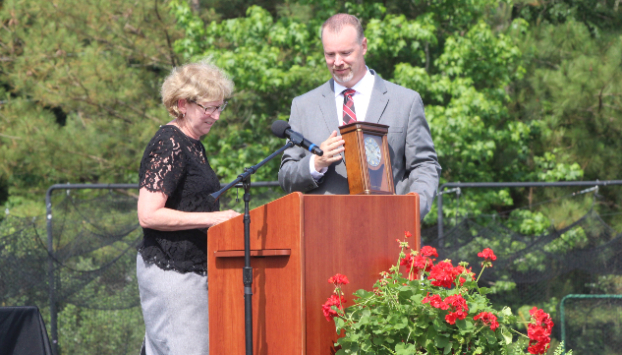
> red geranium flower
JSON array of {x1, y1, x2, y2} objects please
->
[
  {"x1": 442, "y1": 294, "x2": 469, "y2": 325},
  {"x1": 445, "y1": 311, "x2": 459, "y2": 324},
  {"x1": 423, "y1": 293, "x2": 470, "y2": 325},
  {"x1": 321, "y1": 294, "x2": 346, "y2": 322},
  {"x1": 422, "y1": 293, "x2": 448, "y2": 310},
  {"x1": 529, "y1": 307, "x2": 554, "y2": 331},
  {"x1": 444, "y1": 294, "x2": 468, "y2": 309},
  {"x1": 527, "y1": 325, "x2": 550, "y2": 355},
  {"x1": 526, "y1": 307, "x2": 553, "y2": 354},
  {"x1": 474, "y1": 311, "x2": 499, "y2": 331},
  {"x1": 328, "y1": 273, "x2": 350, "y2": 287},
  {"x1": 454, "y1": 265, "x2": 476, "y2": 286},
  {"x1": 401, "y1": 253, "x2": 434, "y2": 279},
  {"x1": 404, "y1": 231, "x2": 412, "y2": 238},
  {"x1": 420, "y1": 246, "x2": 439, "y2": 258},
  {"x1": 477, "y1": 248, "x2": 497, "y2": 267},
  {"x1": 414, "y1": 255, "x2": 434, "y2": 272},
  {"x1": 428, "y1": 261, "x2": 457, "y2": 288},
  {"x1": 400, "y1": 253, "x2": 413, "y2": 267},
  {"x1": 428, "y1": 261, "x2": 468, "y2": 288}
]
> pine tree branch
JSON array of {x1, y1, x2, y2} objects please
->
[
  {"x1": 72, "y1": 97, "x2": 133, "y2": 124},
  {"x1": 154, "y1": 0, "x2": 178, "y2": 67},
  {"x1": 114, "y1": 100, "x2": 162, "y2": 123},
  {"x1": 0, "y1": 133, "x2": 22, "y2": 140}
]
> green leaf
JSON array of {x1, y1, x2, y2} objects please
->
[
  {"x1": 478, "y1": 287, "x2": 493, "y2": 295},
  {"x1": 484, "y1": 330, "x2": 497, "y2": 344},
  {"x1": 335, "y1": 317, "x2": 345, "y2": 332},
  {"x1": 501, "y1": 306, "x2": 513, "y2": 317},
  {"x1": 354, "y1": 289, "x2": 375, "y2": 299},
  {"x1": 501, "y1": 326, "x2": 513, "y2": 345},
  {"x1": 394, "y1": 316, "x2": 409, "y2": 330},
  {"x1": 444, "y1": 342, "x2": 454, "y2": 354},
  {"x1": 395, "y1": 342, "x2": 418, "y2": 355},
  {"x1": 435, "y1": 334, "x2": 449, "y2": 348},
  {"x1": 456, "y1": 318, "x2": 474, "y2": 334},
  {"x1": 426, "y1": 326, "x2": 438, "y2": 343},
  {"x1": 411, "y1": 294, "x2": 424, "y2": 304}
]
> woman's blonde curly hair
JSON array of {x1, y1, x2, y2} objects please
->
[{"x1": 161, "y1": 61, "x2": 234, "y2": 119}]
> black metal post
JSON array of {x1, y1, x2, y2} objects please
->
[
  {"x1": 437, "y1": 191, "x2": 443, "y2": 248},
  {"x1": 45, "y1": 191, "x2": 58, "y2": 355},
  {"x1": 242, "y1": 174, "x2": 254, "y2": 355}
]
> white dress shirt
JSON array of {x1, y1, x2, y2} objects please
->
[{"x1": 310, "y1": 68, "x2": 376, "y2": 178}]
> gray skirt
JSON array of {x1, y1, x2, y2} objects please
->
[{"x1": 136, "y1": 253, "x2": 209, "y2": 355}]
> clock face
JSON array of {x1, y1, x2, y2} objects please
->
[{"x1": 364, "y1": 136, "x2": 382, "y2": 167}]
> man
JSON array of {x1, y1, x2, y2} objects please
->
[{"x1": 278, "y1": 14, "x2": 441, "y2": 219}]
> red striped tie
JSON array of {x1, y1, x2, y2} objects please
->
[{"x1": 342, "y1": 89, "x2": 357, "y2": 125}]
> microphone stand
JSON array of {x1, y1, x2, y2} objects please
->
[{"x1": 209, "y1": 141, "x2": 294, "y2": 355}]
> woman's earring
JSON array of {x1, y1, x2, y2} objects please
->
[{"x1": 181, "y1": 113, "x2": 186, "y2": 118}]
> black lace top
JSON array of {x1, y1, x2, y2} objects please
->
[{"x1": 138, "y1": 125, "x2": 220, "y2": 275}]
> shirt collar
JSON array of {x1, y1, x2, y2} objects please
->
[{"x1": 334, "y1": 67, "x2": 375, "y2": 97}]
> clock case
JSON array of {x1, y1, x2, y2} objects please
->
[{"x1": 339, "y1": 122, "x2": 396, "y2": 195}]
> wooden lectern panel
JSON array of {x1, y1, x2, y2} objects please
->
[
  {"x1": 302, "y1": 194, "x2": 420, "y2": 355},
  {"x1": 208, "y1": 192, "x2": 420, "y2": 355},
  {"x1": 208, "y1": 192, "x2": 305, "y2": 355}
]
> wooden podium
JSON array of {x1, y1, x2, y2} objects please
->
[{"x1": 208, "y1": 192, "x2": 421, "y2": 355}]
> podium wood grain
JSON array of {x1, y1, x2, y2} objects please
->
[{"x1": 208, "y1": 192, "x2": 420, "y2": 355}]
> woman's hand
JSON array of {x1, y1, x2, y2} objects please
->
[
  {"x1": 209, "y1": 209, "x2": 241, "y2": 226},
  {"x1": 138, "y1": 188, "x2": 241, "y2": 231}
]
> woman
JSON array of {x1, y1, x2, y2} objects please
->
[{"x1": 136, "y1": 62, "x2": 240, "y2": 355}]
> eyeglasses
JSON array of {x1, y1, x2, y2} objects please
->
[{"x1": 189, "y1": 100, "x2": 228, "y2": 115}]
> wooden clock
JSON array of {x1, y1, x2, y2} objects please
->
[{"x1": 339, "y1": 122, "x2": 395, "y2": 195}]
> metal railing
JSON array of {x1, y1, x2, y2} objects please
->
[
  {"x1": 436, "y1": 180, "x2": 622, "y2": 244},
  {"x1": 560, "y1": 294, "x2": 622, "y2": 354}
]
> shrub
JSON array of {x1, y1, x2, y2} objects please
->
[{"x1": 323, "y1": 232, "x2": 570, "y2": 355}]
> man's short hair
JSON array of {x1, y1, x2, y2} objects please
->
[{"x1": 321, "y1": 14, "x2": 364, "y2": 43}]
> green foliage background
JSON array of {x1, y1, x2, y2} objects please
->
[
  {"x1": 3, "y1": 0, "x2": 621, "y2": 227},
  {"x1": 2, "y1": 0, "x2": 621, "y2": 225}
]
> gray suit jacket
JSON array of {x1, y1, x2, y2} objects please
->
[{"x1": 278, "y1": 72, "x2": 441, "y2": 219}]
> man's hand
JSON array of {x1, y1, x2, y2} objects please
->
[{"x1": 314, "y1": 130, "x2": 345, "y2": 171}]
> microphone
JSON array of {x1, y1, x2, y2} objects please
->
[{"x1": 271, "y1": 121, "x2": 323, "y2": 156}]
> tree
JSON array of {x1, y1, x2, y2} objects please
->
[
  {"x1": 508, "y1": 0, "x2": 622, "y2": 230},
  {"x1": 169, "y1": 0, "x2": 582, "y2": 224},
  {"x1": 0, "y1": 0, "x2": 181, "y2": 214}
]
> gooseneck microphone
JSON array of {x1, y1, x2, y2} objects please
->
[{"x1": 271, "y1": 120, "x2": 323, "y2": 156}]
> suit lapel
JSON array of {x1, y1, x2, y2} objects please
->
[
  {"x1": 319, "y1": 79, "x2": 339, "y2": 133},
  {"x1": 364, "y1": 73, "x2": 389, "y2": 124}
]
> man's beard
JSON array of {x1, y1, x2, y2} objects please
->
[{"x1": 332, "y1": 67, "x2": 353, "y2": 84}]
